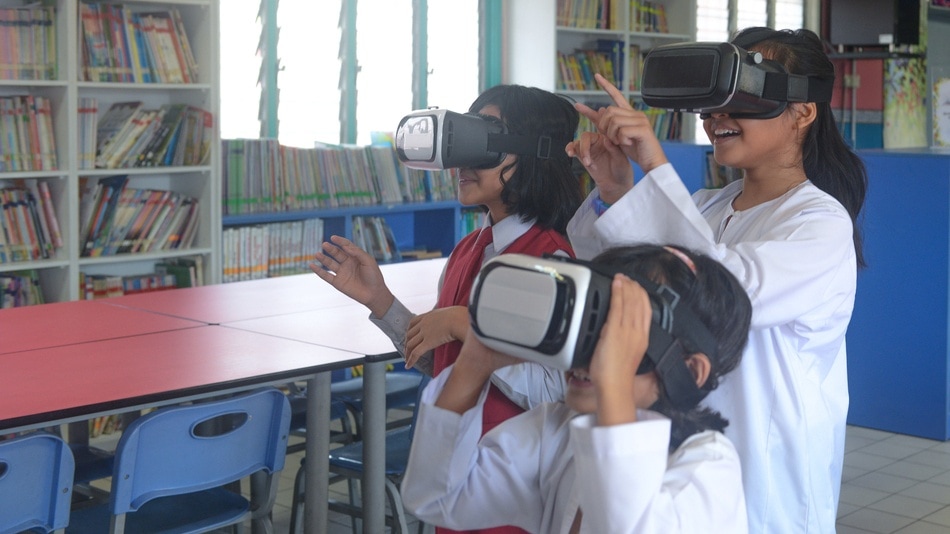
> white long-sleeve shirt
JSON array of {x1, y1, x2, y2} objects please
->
[
  {"x1": 401, "y1": 366, "x2": 748, "y2": 534},
  {"x1": 568, "y1": 163, "x2": 855, "y2": 533},
  {"x1": 369, "y1": 214, "x2": 567, "y2": 409}
]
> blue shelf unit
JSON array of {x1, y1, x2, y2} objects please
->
[
  {"x1": 222, "y1": 200, "x2": 466, "y2": 260},
  {"x1": 846, "y1": 149, "x2": 950, "y2": 440}
]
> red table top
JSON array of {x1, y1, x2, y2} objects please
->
[
  {"x1": 0, "y1": 299, "x2": 202, "y2": 355},
  {"x1": 0, "y1": 325, "x2": 362, "y2": 432}
]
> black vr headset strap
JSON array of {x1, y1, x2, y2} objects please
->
[
  {"x1": 646, "y1": 326, "x2": 707, "y2": 411},
  {"x1": 486, "y1": 133, "x2": 564, "y2": 159},
  {"x1": 732, "y1": 29, "x2": 834, "y2": 105},
  {"x1": 761, "y1": 71, "x2": 834, "y2": 103}
]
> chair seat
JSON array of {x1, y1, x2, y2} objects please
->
[
  {"x1": 328, "y1": 426, "x2": 413, "y2": 476},
  {"x1": 68, "y1": 487, "x2": 250, "y2": 534},
  {"x1": 330, "y1": 372, "x2": 423, "y2": 412}
]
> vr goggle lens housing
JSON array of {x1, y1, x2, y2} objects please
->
[
  {"x1": 394, "y1": 109, "x2": 562, "y2": 170},
  {"x1": 640, "y1": 41, "x2": 833, "y2": 119},
  {"x1": 469, "y1": 254, "x2": 718, "y2": 410}
]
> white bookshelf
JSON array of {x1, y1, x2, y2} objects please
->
[
  {"x1": 0, "y1": 0, "x2": 220, "y2": 303},
  {"x1": 505, "y1": 0, "x2": 697, "y2": 139}
]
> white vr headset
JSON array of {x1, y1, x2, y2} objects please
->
[
  {"x1": 469, "y1": 254, "x2": 719, "y2": 410},
  {"x1": 394, "y1": 109, "x2": 567, "y2": 170}
]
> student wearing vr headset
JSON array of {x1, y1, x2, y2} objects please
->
[
  {"x1": 312, "y1": 84, "x2": 583, "y2": 534},
  {"x1": 566, "y1": 28, "x2": 867, "y2": 533},
  {"x1": 400, "y1": 244, "x2": 753, "y2": 533}
]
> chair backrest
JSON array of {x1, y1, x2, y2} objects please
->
[
  {"x1": 0, "y1": 432, "x2": 74, "y2": 534},
  {"x1": 109, "y1": 387, "x2": 291, "y2": 514}
]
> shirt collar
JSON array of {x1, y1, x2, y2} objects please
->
[{"x1": 484, "y1": 215, "x2": 535, "y2": 254}]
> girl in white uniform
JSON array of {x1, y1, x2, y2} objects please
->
[
  {"x1": 566, "y1": 28, "x2": 867, "y2": 533},
  {"x1": 401, "y1": 244, "x2": 753, "y2": 533}
]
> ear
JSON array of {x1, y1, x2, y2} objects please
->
[
  {"x1": 792, "y1": 102, "x2": 818, "y2": 130},
  {"x1": 685, "y1": 353, "x2": 712, "y2": 389}
]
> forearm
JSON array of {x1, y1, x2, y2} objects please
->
[{"x1": 434, "y1": 349, "x2": 495, "y2": 414}]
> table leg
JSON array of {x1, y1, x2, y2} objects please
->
[
  {"x1": 362, "y1": 357, "x2": 387, "y2": 533},
  {"x1": 304, "y1": 371, "x2": 332, "y2": 533}
]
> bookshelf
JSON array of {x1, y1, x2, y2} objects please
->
[
  {"x1": 220, "y1": 138, "x2": 470, "y2": 281},
  {"x1": 0, "y1": 0, "x2": 220, "y2": 305},
  {"x1": 505, "y1": 0, "x2": 697, "y2": 140}
]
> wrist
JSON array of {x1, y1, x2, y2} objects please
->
[
  {"x1": 368, "y1": 291, "x2": 395, "y2": 319},
  {"x1": 591, "y1": 193, "x2": 612, "y2": 216}
]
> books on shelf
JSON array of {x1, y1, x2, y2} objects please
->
[
  {"x1": 79, "y1": 2, "x2": 199, "y2": 84},
  {"x1": 0, "y1": 95, "x2": 58, "y2": 172},
  {"x1": 630, "y1": 1, "x2": 669, "y2": 33},
  {"x1": 81, "y1": 267, "x2": 189, "y2": 300},
  {"x1": 221, "y1": 138, "x2": 458, "y2": 216},
  {"x1": 352, "y1": 216, "x2": 401, "y2": 263},
  {"x1": 221, "y1": 218, "x2": 323, "y2": 282},
  {"x1": 78, "y1": 175, "x2": 200, "y2": 257},
  {"x1": 0, "y1": 5, "x2": 57, "y2": 81},
  {"x1": 87, "y1": 101, "x2": 211, "y2": 169},
  {"x1": 1, "y1": 269, "x2": 44, "y2": 307},
  {"x1": 557, "y1": 0, "x2": 621, "y2": 29},
  {"x1": 0, "y1": 179, "x2": 64, "y2": 264}
]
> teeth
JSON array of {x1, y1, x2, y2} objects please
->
[
  {"x1": 570, "y1": 370, "x2": 591, "y2": 382},
  {"x1": 715, "y1": 128, "x2": 740, "y2": 136}
]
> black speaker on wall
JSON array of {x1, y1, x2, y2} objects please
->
[{"x1": 825, "y1": 0, "x2": 920, "y2": 49}]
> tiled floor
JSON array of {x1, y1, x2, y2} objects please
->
[{"x1": 837, "y1": 426, "x2": 950, "y2": 534}]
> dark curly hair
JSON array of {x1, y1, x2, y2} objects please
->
[
  {"x1": 467, "y1": 85, "x2": 583, "y2": 234},
  {"x1": 591, "y1": 244, "x2": 752, "y2": 450}
]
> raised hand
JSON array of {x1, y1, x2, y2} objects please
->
[
  {"x1": 589, "y1": 274, "x2": 655, "y2": 426},
  {"x1": 309, "y1": 235, "x2": 395, "y2": 318},
  {"x1": 566, "y1": 73, "x2": 669, "y2": 204}
]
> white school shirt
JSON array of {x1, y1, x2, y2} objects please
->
[
  {"x1": 568, "y1": 163, "x2": 855, "y2": 534},
  {"x1": 369, "y1": 215, "x2": 567, "y2": 409},
  {"x1": 400, "y1": 365, "x2": 748, "y2": 534}
]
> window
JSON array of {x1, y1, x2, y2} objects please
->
[
  {"x1": 219, "y1": 1, "x2": 480, "y2": 148},
  {"x1": 278, "y1": 0, "x2": 343, "y2": 147},
  {"x1": 426, "y1": 0, "x2": 480, "y2": 114},
  {"x1": 219, "y1": 0, "x2": 263, "y2": 140},
  {"x1": 692, "y1": 0, "x2": 805, "y2": 141}
]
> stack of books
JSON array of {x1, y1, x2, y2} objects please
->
[
  {"x1": 81, "y1": 101, "x2": 212, "y2": 169},
  {"x1": 0, "y1": 5, "x2": 57, "y2": 80},
  {"x1": 0, "y1": 179, "x2": 64, "y2": 263},
  {"x1": 78, "y1": 175, "x2": 200, "y2": 257},
  {"x1": 221, "y1": 139, "x2": 457, "y2": 216},
  {"x1": 79, "y1": 2, "x2": 199, "y2": 83},
  {"x1": 0, "y1": 95, "x2": 58, "y2": 172},
  {"x1": 0, "y1": 270, "x2": 44, "y2": 308},
  {"x1": 221, "y1": 218, "x2": 324, "y2": 282}
]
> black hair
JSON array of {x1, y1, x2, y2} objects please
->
[
  {"x1": 591, "y1": 244, "x2": 752, "y2": 450},
  {"x1": 468, "y1": 85, "x2": 583, "y2": 234},
  {"x1": 732, "y1": 27, "x2": 868, "y2": 268}
]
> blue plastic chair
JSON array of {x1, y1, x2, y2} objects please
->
[
  {"x1": 0, "y1": 432, "x2": 74, "y2": 534},
  {"x1": 66, "y1": 388, "x2": 291, "y2": 534},
  {"x1": 330, "y1": 368, "x2": 424, "y2": 438},
  {"x1": 289, "y1": 374, "x2": 431, "y2": 534}
]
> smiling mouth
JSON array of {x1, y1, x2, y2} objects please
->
[{"x1": 713, "y1": 127, "x2": 740, "y2": 140}]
